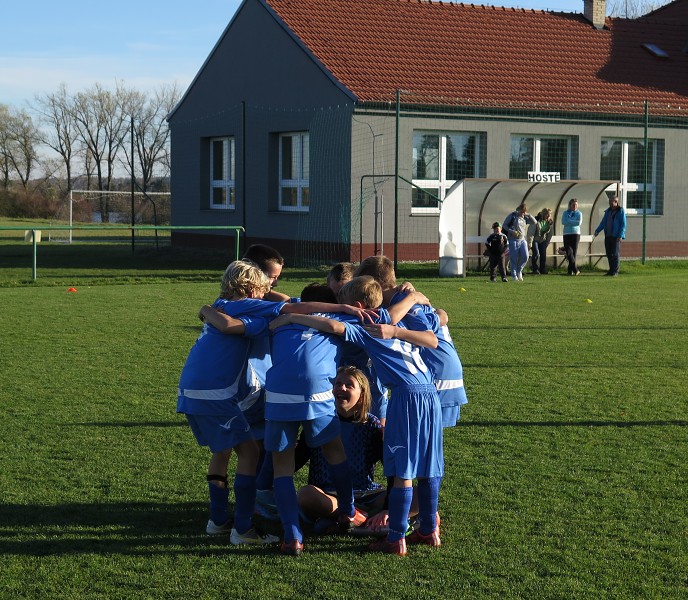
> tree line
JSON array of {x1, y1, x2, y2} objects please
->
[{"x1": 0, "y1": 81, "x2": 181, "y2": 219}]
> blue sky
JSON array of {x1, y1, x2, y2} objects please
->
[{"x1": 2, "y1": 0, "x2": 583, "y2": 108}]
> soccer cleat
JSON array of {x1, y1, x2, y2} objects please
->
[
  {"x1": 518, "y1": 272, "x2": 524, "y2": 281},
  {"x1": 230, "y1": 527, "x2": 280, "y2": 546},
  {"x1": 337, "y1": 507, "x2": 367, "y2": 531},
  {"x1": 368, "y1": 537, "x2": 407, "y2": 556},
  {"x1": 254, "y1": 489, "x2": 280, "y2": 521},
  {"x1": 318, "y1": 507, "x2": 368, "y2": 534},
  {"x1": 279, "y1": 539, "x2": 304, "y2": 556},
  {"x1": 406, "y1": 528, "x2": 441, "y2": 547},
  {"x1": 502, "y1": 277, "x2": 508, "y2": 282},
  {"x1": 206, "y1": 519, "x2": 233, "y2": 535}
]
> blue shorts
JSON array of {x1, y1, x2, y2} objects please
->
[
  {"x1": 264, "y1": 414, "x2": 340, "y2": 452},
  {"x1": 383, "y1": 385, "x2": 444, "y2": 480},
  {"x1": 185, "y1": 411, "x2": 253, "y2": 453}
]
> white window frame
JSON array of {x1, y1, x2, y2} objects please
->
[
  {"x1": 209, "y1": 137, "x2": 235, "y2": 210},
  {"x1": 411, "y1": 131, "x2": 483, "y2": 215},
  {"x1": 510, "y1": 135, "x2": 575, "y2": 178},
  {"x1": 601, "y1": 138, "x2": 658, "y2": 215},
  {"x1": 279, "y1": 132, "x2": 309, "y2": 212}
]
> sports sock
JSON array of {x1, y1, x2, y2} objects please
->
[
  {"x1": 328, "y1": 460, "x2": 355, "y2": 518},
  {"x1": 417, "y1": 477, "x2": 441, "y2": 535},
  {"x1": 255, "y1": 451, "x2": 273, "y2": 490},
  {"x1": 387, "y1": 486, "x2": 413, "y2": 542},
  {"x1": 233, "y1": 473, "x2": 256, "y2": 534},
  {"x1": 273, "y1": 476, "x2": 302, "y2": 543},
  {"x1": 208, "y1": 481, "x2": 230, "y2": 526}
]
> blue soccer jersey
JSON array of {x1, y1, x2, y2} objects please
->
[
  {"x1": 341, "y1": 321, "x2": 434, "y2": 389},
  {"x1": 390, "y1": 292, "x2": 468, "y2": 419},
  {"x1": 341, "y1": 322, "x2": 443, "y2": 480},
  {"x1": 177, "y1": 297, "x2": 284, "y2": 416},
  {"x1": 264, "y1": 316, "x2": 343, "y2": 421},
  {"x1": 307, "y1": 413, "x2": 384, "y2": 494},
  {"x1": 338, "y1": 311, "x2": 392, "y2": 420}
]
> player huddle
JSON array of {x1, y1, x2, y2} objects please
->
[{"x1": 177, "y1": 246, "x2": 468, "y2": 557}]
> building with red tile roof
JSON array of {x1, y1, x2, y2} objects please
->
[{"x1": 169, "y1": 0, "x2": 688, "y2": 268}]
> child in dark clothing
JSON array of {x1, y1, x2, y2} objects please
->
[{"x1": 485, "y1": 222, "x2": 509, "y2": 282}]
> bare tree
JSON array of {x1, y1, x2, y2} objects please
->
[
  {"x1": 5, "y1": 107, "x2": 40, "y2": 191},
  {"x1": 0, "y1": 104, "x2": 12, "y2": 189},
  {"x1": 607, "y1": 0, "x2": 670, "y2": 18},
  {"x1": 122, "y1": 83, "x2": 180, "y2": 192},
  {"x1": 71, "y1": 82, "x2": 131, "y2": 220},
  {"x1": 32, "y1": 83, "x2": 78, "y2": 194}
]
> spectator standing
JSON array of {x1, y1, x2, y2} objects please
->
[
  {"x1": 485, "y1": 222, "x2": 509, "y2": 282},
  {"x1": 594, "y1": 196, "x2": 627, "y2": 276},
  {"x1": 561, "y1": 199, "x2": 583, "y2": 276},
  {"x1": 503, "y1": 202, "x2": 536, "y2": 281},
  {"x1": 531, "y1": 208, "x2": 554, "y2": 274}
]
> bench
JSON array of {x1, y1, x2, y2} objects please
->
[{"x1": 466, "y1": 234, "x2": 606, "y2": 270}]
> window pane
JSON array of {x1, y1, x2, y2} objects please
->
[
  {"x1": 412, "y1": 134, "x2": 439, "y2": 179},
  {"x1": 281, "y1": 186, "x2": 298, "y2": 207},
  {"x1": 302, "y1": 187, "x2": 310, "y2": 207},
  {"x1": 412, "y1": 187, "x2": 439, "y2": 209},
  {"x1": 302, "y1": 135, "x2": 309, "y2": 180},
  {"x1": 627, "y1": 190, "x2": 649, "y2": 210},
  {"x1": 600, "y1": 140, "x2": 622, "y2": 180},
  {"x1": 510, "y1": 137, "x2": 533, "y2": 179},
  {"x1": 540, "y1": 138, "x2": 568, "y2": 175},
  {"x1": 229, "y1": 139, "x2": 235, "y2": 181},
  {"x1": 213, "y1": 187, "x2": 227, "y2": 206},
  {"x1": 281, "y1": 136, "x2": 294, "y2": 180},
  {"x1": 627, "y1": 141, "x2": 654, "y2": 184},
  {"x1": 446, "y1": 134, "x2": 476, "y2": 180},
  {"x1": 212, "y1": 140, "x2": 225, "y2": 180}
]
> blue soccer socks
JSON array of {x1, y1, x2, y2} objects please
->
[
  {"x1": 233, "y1": 473, "x2": 256, "y2": 534},
  {"x1": 416, "y1": 477, "x2": 441, "y2": 535},
  {"x1": 387, "y1": 486, "x2": 414, "y2": 542},
  {"x1": 208, "y1": 480, "x2": 230, "y2": 528},
  {"x1": 328, "y1": 459, "x2": 355, "y2": 518},
  {"x1": 273, "y1": 476, "x2": 303, "y2": 543}
]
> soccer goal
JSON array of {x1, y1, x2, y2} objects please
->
[{"x1": 49, "y1": 189, "x2": 171, "y2": 243}]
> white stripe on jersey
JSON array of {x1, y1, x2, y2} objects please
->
[
  {"x1": 178, "y1": 370, "x2": 242, "y2": 401},
  {"x1": 435, "y1": 378, "x2": 464, "y2": 391},
  {"x1": 265, "y1": 390, "x2": 334, "y2": 404}
]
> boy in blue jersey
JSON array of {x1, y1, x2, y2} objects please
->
[
  {"x1": 270, "y1": 276, "x2": 443, "y2": 557},
  {"x1": 178, "y1": 260, "x2": 282, "y2": 545},
  {"x1": 356, "y1": 255, "x2": 468, "y2": 426},
  {"x1": 263, "y1": 285, "x2": 383, "y2": 556}
]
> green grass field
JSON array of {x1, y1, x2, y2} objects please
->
[{"x1": 1, "y1": 247, "x2": 687, "y2": 599}]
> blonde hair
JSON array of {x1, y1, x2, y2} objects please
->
[
  {"x1": 220, "y1": 260, "x2": 271, "y2": 299},
  {"x1": 338, "y1": 276, "x2": 383, "y2": 309},
  {"x1": 336, "y1": 365, "x2": 372, "y2": 424},
  {"x1": 354, "y1": 255, "x2": 396, "y2": 290}
]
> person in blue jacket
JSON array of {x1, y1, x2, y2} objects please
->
[
  {"x1": 561, "y1": 198, "x2": 583, "y2": 276},
  {"x1": 594, "y1": 195, "x2": 627, "y2": 276}
]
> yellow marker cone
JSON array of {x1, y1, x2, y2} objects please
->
[
  {"x1": 459, "y1": 287, "x2": 466, "y2": 292},
  {"x1": 584, "y1": 298, "x2": 593, "y2": 303}
]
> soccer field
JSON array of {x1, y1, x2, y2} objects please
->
[{"x1": 1, "y1": 262, "x2": 686, "y2": 599}]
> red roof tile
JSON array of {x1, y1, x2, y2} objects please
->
[{"x1": 264, "y1": 0, "x2": 688, "y2": 114}]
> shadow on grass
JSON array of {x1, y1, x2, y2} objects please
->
[
  {"x1": 0, "y1": 502, "x2": 374, "y2": 557},
  {"x1": 0, "y1": 502, "x2": 284, "y2": 557}
]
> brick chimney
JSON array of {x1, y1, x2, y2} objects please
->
[{"x1": 584, "y1": 0, "x2": 606, "y2": 29}]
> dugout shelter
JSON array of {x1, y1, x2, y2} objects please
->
[{"x1": 439, "y1": 179, "x2": 619, "y2": 276}]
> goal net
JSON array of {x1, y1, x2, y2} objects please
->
[{"x1": 49, "y1": 190, "x2": 171, "y2": 243}]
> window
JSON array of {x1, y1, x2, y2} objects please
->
[
  {"x1": 411, "y1": 131, "x2": 486, "y2": 213},
  {"x1": 510, "y1": 135, "x2": 578, "y2": 179},
  {"x1": 600, "y1": 138, "x2": 664, "y2": 215},
  {"x1": 210, "y1": 137, "x2": 235, "y2": 210},
  {"x1": 279, "y1": 132, "x2": 309, "y2": 212}
]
